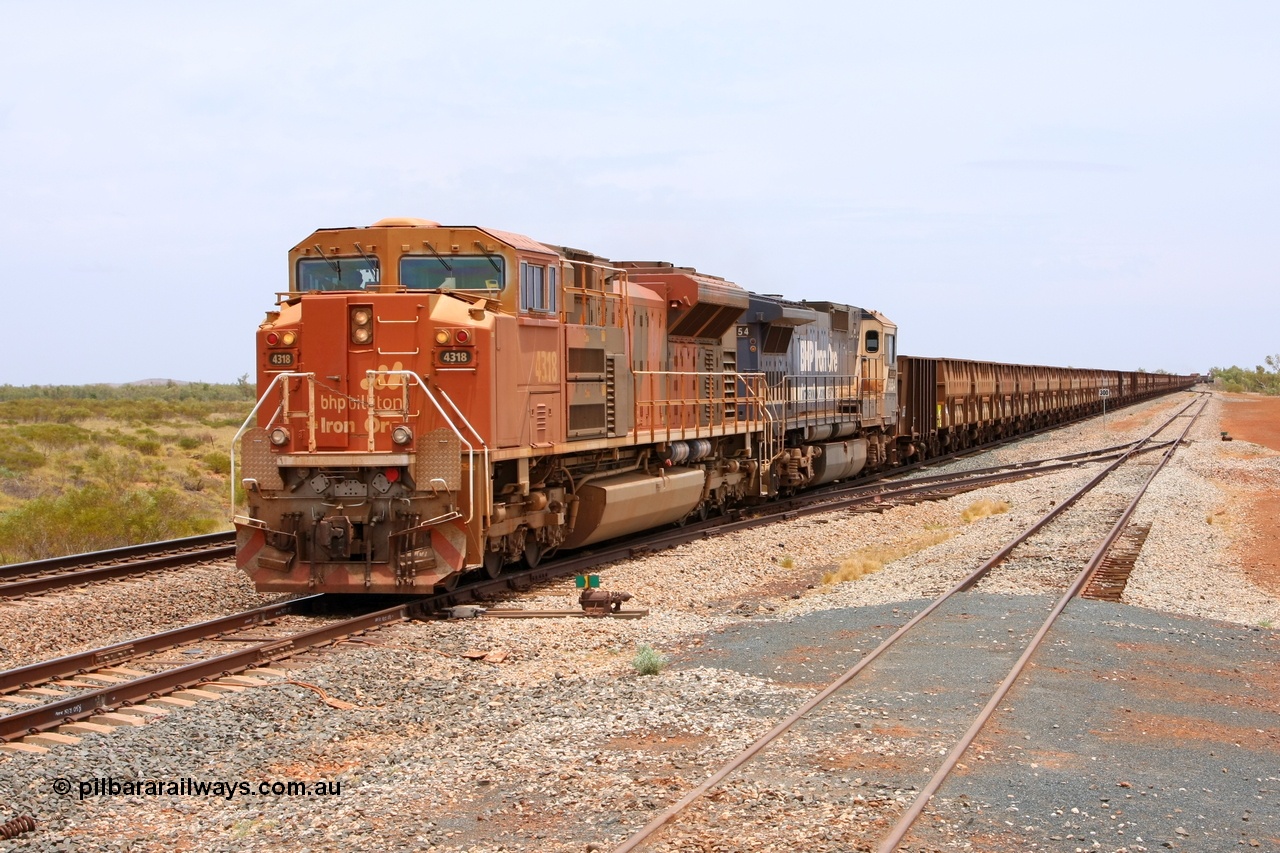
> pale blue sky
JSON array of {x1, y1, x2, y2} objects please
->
[{"x1": 2, "y1": 1, "x2": 1275, "y2": 384}]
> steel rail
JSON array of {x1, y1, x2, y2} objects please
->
[
  {"x1": 774, "y1": 440, "x2": 1175, "y2": 513},
  {"x1": 0, "y1": 597, "x2": 321, "y2": 696},
  {"x1": 608, "y1": 394, "x2": 1202, "y2": 853},
  {"x1": 836, "y1": 389, "x2": 1192, "y2": 489},
  {"x1": 0, "y1": 532, "x2": 234, "y2": 582},
  {"x1": 0, "y1": 596, "x2": 416, "y2": 741},
  {"x1": 876, "y1": 393, "x2": 1208, "y2": 852},
  {"x1": 0, "y1": 543, "x2": 237, "y2": 599}
]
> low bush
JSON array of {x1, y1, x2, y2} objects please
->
[
  {"x1": 0, "y1": 483, "x2": 218, "y2": 563},
  {"x1": 14, "y1": 423, "x2": 92, "y2": 450},
  {"x1": 0, "y1": 439, "x2": 46, "y2": 475},
  {"x1": 204, "y1": 451, "x2": 232, "y2": 476},
  {"x1": 632, "y1": 645, "x2": 668, "y2": 676},
  {"x1": 1211, "y1": 357, "x2": 1280, "y2": 395}
]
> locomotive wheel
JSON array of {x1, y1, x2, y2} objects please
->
[
  {"x1": 484, "y1": 550, "x2": 504, "y2": 580},
  {"x1": 524, "y1": 539, "x2": 544, "y2": 569},
  {"x1": 438, "y1": 572, "x2": 460, "y2": 593}
]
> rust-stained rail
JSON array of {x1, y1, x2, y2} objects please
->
[
  {"x1": 0, "y1": 597, "x2": 319, "y2": 697},
  {"x1": 0, "y1": 533, "x2": 235, "y2": 598},
  {"x1": 609, "y1": 394, "x2": 1205, "y2": 853},
  {"x1": 877, "y1": 394, "x2": 1207, "y2": 851},
  {"x1": 0, "y1": 596, "x2": 419, "y2": 742}
]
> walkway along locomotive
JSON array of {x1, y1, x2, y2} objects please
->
[{"x1": 232, "y1": 218, "x2": 1194, "y2": 594}]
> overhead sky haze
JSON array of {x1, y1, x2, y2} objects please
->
[{"x1": 2, "y1": 1, "x2": 1276, "y2": 384}]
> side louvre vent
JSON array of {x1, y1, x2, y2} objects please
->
[
  {"x1": 569, "y1": 404, "x2": 607, "y2": 436},
  {"x1": 568, "y1": 347, "x2": 606, "y2": 378},
  {"x1": 606, "y1": 357, "x2": 617, "y2": 435}
]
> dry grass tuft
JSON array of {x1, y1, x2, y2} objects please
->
[
  {"x1": 960, "y1": 499, "x2": 1011, "y2": 523},
  {"x1": 822, "y1": 528, "x2": 953, "y2": 585}
]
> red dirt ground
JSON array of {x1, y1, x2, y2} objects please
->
[
  {"x1": 1218, "y1": 393, "x2": 1280, "y2": 596},
  {"x1": 1219, "y1": 393, "x2": 1280, "y2": 452}
]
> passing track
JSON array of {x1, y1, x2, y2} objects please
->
[{"x1": 608, "y1": 393, "x2": 1207, "y2": 852}]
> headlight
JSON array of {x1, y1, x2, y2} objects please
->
[
  {"x1": 353, "y1": 326, "x2": 371, "y2": 344},
  {"x1": 391, "y1": 425, "x2": 413, "y2": 445},
  {"x1": 269, "y1": 427, "x2": 290, "y2": 446},
  {"x1": 352, "y1": 309, "x2": 371, "y2": 325}
]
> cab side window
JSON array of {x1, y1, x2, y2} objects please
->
[
  {"x1": 520, "y1": 261, "x2": 559, "y2": 314},
  {"x1": 865, "y1": 329, "x2": 880, "y2": 353}
]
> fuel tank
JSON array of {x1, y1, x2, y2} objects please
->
[
  {"x1": 809, "y1": 439, "x2": 868, "y2": 486},
  {"x1": 562, "y1": 467, "x2": 705, "y2": 549}
]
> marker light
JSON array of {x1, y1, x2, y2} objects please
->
[
  {"x1": 455, "y1": 329, "x2": 471, "y2": 344},
  {"x1": 281, "y1": 331, "x2": 297, "y2": 346},
  {"x1": 434, "y1": 329, "x2": 451, "y2": 345},
  {"x1": 350, "y1": 306, "x2": 374, "y2": 345},
  {"x1": 265, "y1": 332, "x2": 280, "y2": 346}
]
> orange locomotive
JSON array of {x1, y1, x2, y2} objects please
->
[
  {"x1": 233, "y1": 217, "x2": 1195, "y2": 595},
  {"x1": 236, "y1": 218, "x2": 799, "y2": 593}
]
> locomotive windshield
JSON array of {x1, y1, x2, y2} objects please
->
[
  {"x1": 296, "y1": 258, "x2": 380, "y2": 291},
  {"x1": 401, "y1": 255, "x2": 505, "y2": 291}
]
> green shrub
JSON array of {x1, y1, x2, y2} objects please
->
[
  {"x1": 204, "y1": 451, "x2": 232, "y2": 476},
  {"x1": 177, "y1": 435, "x2": 202, "y2": 450},
  {"x1": 632, "y1": 645, "x2": 668, "y2": 676},
  {"x1": 14, "y1": 423, "x2": 92, "y2": 449},
  {"x1": 0, "y1": 440, "x2": 45, "y2": 474},
  {"x1": 85, "y1": 451, "x2": 149, "y2": 489},
  {"x1": 1211, "y1": 356, "x2": 1280, "y2": 395},
  {"x1": 108, "y1": 430, "x2": 163, "y2": 456},
  {"x1": 0, "y1": 483, "x2": 218, "y2": 563}
]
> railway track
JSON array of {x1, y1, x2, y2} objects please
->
[
  {"x1": 0, "y1": 595, "x2": 423, "y2": 744},
  {"x1": 0, "y1": 398, "x2": 1194, "y2": 749},
  {"x1": 608, "y1": 394, "x2": 1207, "y2": 852},
  {"x1": 0, "y1": 532, "x2": 235, "y2": 599},
  {"x1": 0, "y1": 428, "x2": 1175, "y2": 746},
  {"x1": 422, "y1": 432, "x2": 1180, "y2": 614}
]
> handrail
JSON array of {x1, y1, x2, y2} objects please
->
[
  {"x1": 230, "y1": 371, "x2": 313, "y2": 518},
  {"x1": 230, "y1": 370, "x2": 489, "y2": 528},
  {"x1": 630, "y1": 369, "x2": 769, "y2": 445},
  {"x1": 374, "y1": 370, "x2": 486, "y2": 526},
  {"x1": 732, "y1": 372, "x2": 776, "y2": 494}
]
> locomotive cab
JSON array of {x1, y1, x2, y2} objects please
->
[{"x1": 235, "y1": 218, "x2": 538, "y2": 593}]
